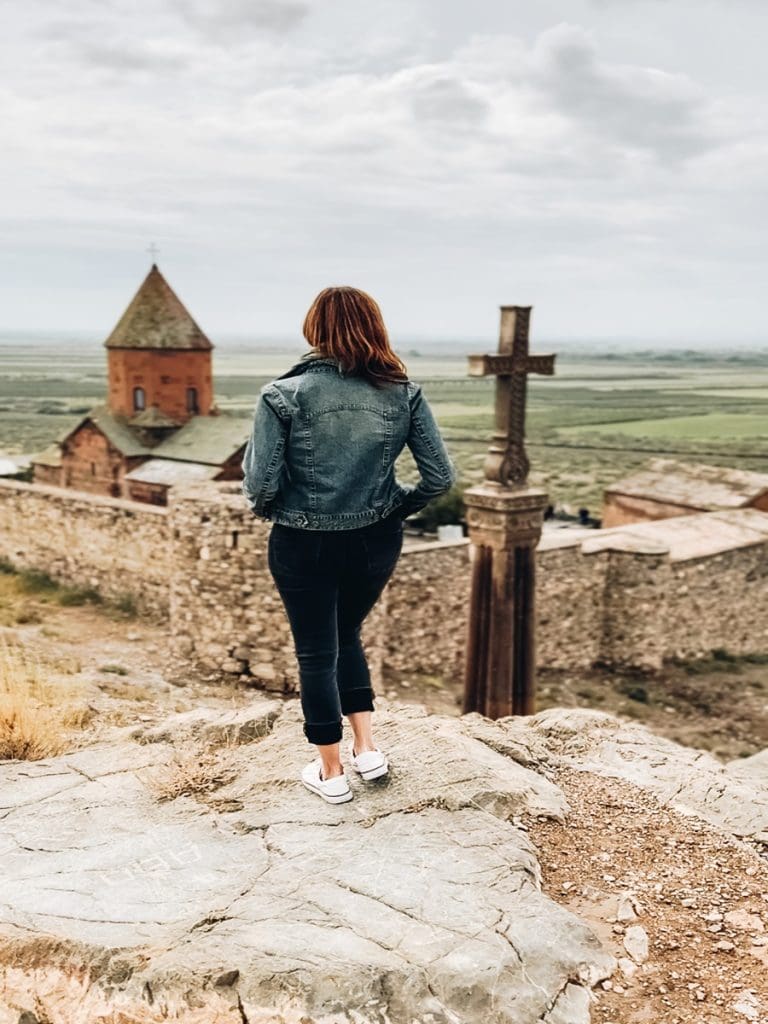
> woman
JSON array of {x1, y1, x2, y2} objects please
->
[{"x1": 241, "y1": 286, "x2": 457, "y2": 804}]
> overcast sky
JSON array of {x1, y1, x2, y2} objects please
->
[{"x1": 2, "y1": 0, "x2": 766, "y2": 345}]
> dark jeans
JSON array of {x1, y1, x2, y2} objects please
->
[{"x1": 267, "y1": 512, "x2": 404, "y2": 745}]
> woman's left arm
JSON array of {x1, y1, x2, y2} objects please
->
[{"x1": 241, "y1": 384, "x2": 289, "y2": 519}]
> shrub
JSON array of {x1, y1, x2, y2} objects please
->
[
  {"x1": 14, "y1": 605, "x2": 43, "y2": 625},
  {"x1": 99, "y1": 663, "x2": 128, "y2": 676},
  {"x1": 147, "y1": 738, "x2": 238, "y2": 802},
  {"x1": 17, "y1": 568, "x2": 58, "y2": 595},
  {"x1": 114, "y1": 593, "x2": 138, "y2": 617},
  {"x1": 58, "y1": 586, "x2": 103, "y2": 607},
  {"x1": 414, "y1": 484, "x2": 466, "y2": 533}
]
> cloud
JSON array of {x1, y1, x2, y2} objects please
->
[
  {"x1": 531, "y1": 23, "x2": 719, "y2": 160},
  {"x1": 53, "y1": 37, "x2": 191, "y2": 71},
  {"x1": 409, "y1": 76, "x2": 489, "y2": 126},
  {"x1": 172, "y1": 0, "x2": 310, "y2": 41},
  {"x1": 1, "y1": 0, "x2": 766, "y2": 341}
]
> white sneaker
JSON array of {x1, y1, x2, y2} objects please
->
[
  {"x1": 301, "y1": 758, "x2": 353, "y2": 804},
  {"x1": 349, "y1": 742, "x2": 389, "y2": 781}
]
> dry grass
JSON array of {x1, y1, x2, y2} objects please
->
[
  {"x1": 147, "y1": 734, "x2": 240, "y2": 803},
  {"x1": 0, "y1": 634, "x2": 92, "y2": 760}
]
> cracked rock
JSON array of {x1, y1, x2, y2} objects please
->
[{"x1": 0, "y1": 699, "x2": 612, "y2": 1024}]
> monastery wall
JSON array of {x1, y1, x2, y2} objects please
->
[
  {"x1": 666, "y1": 544, "x2": 768, "y2": 659},
  {"x1": 1, "y1": 479, "x2": 766, "y2": 688},
  {"x1": 167, "y1": 486, "x2": 768, "y2": 686},
  {"x1": 0, "y1": 478, "x2": 171, "y2": 619}
]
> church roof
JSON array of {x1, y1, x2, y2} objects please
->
[
  {"x1": 154, "y1": 415, "x2": 251, "y2": 465},
  {"x1": 104, "y1": 264, "x2": 213, "y2": 351},
  {"x1": 606, "y1": 458, "x2": 768, "y2": 511},
  {"x1": 55, "y1": 404, "x2": 249, "y2": 467},
  {"x1": 28, "y1": 445, "x2": 62, "y2": 468},
  {"x1": 128, "y1": 405, "x2": 182, "y2": 429},
  {"x1": 124, "y1": 459, "x2": 221, "y2": 486},
  {"x1": 57, "y1": 405, "x2": 155, "y2": 457}
]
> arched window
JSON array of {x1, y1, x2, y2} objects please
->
[
  {"x1": 186, "y1": 387, "x2": 199, "y2": 414},
  {"x1": 133, "y1": 386, "x2": 146, "y2": 411}
]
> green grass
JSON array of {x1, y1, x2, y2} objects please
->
[
  {"x1": 0, "y1": 562, "x2": 109, "y2": 611},
  {"x1": 4, "y1": 345, "x2": 768, "y2": 513},
  {"x1": 559, "y1": 412, "x2": 768, "y2": 442},
  {"x1": 113, "y1": 593, "x2": 138, "y2": 617},
  {"x1": 57, "y1": 586, "x2": 103, "y2": 607}
]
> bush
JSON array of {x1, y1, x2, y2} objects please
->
[
  {"x1": 17, "y1": 568, "x2": 58, "y2": 594},
  {"x1": 99, "y1": 663, "x2": 128, "y2": 675},
  {"x1": 114, "y1": 593, "x2": 138, "y2": 617},
  {"x1": 148, "y1": 738, "x2": 239, "y2": 802},
  {"x1": 58, "y1": 586, "x2": 103, "y2": 607},
  {"x1": 414, "y1": 484, "x2": 466, "y2": 533}
]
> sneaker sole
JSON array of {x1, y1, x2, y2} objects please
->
[
  {"x1": 353, "y1": 761, "x2": 389, "y2": 781},
  {"x1": 301, "y1": 777, "x2": 353, "y2": 803}
]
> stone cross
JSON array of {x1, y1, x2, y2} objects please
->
[
  {"x1": 468, "y1": 306, "x2": 555, "y2": 487},
  {"x1": 462, "y1": 305, "x2": 556, "y2": 719}
]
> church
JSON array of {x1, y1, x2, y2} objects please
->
[{"x1": 31, "y1": 264, "x2": 251, "y2": 505}]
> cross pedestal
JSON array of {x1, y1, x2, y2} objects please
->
[
  {"x1": 462, "y1": 484, "x2": 549, "y2": 717},
  {"x1": 462, "y1": 305, "x2": 555, "y2": 718}
]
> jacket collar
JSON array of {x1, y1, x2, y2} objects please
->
[{"x1": 274, "y1": 351, "x2": 344, "y2": 380}]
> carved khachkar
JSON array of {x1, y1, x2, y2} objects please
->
[{"x1": 462, "y1": 306, "x2": 556, "y2": 718}]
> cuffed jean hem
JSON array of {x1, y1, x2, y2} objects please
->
[
  {"x1": 303, "y1": 719, "x2": 343, "y2": 745},
  {"x1": 340, "y1": 687, "x2": 376, "y2": 716}
]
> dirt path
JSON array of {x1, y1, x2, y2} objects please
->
[
  {"x1": 0, "y1": 575, "x2": 262, "y2": 735},
  {"x1": 529, "y1": 770, "x2": 768, "y2": 1024}
]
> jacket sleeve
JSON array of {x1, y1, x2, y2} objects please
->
[
  {"x1": 241, "y1": 385, "x2": 289, "y2": 519},
  {"x1": 396, "y1": 383, "x2": 458, "y2": 518}
]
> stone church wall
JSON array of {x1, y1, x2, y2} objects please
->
[{"x1": 0, "y1": 478, "x2": 171, "y2": 620}]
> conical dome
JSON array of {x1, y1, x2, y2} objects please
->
[{"x1": 104, "y1": 264, "x2": 213, "y2": 351}]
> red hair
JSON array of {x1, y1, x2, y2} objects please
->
[{"x1": 302, "y1": 286, "x2": 408, "y2": 389}]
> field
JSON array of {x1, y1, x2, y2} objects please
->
[{"x1": 1, "y1": 336, "x2": 767, "y2": 515}]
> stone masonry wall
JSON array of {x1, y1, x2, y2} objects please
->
[
  {"x1": 163, "y1": 486, "x2": 625, "y2": 687},
  {"x1": 0, "y1": 478, "x2": 171, "y2": 620},
  {"x1": 2, "y1": 478, "x2": 767, "y2": 688},
  {"x1": 666, "y1": 544, "x2": 768, "y2": 659},
  {"x1": 537, "y1": 544, "x2": 606, "y2": 671},
  {"x1": 175, "y1": 498, "x2": 768, "y2": 685},
  {"x1": 166, "y1": 483, "x2": 389, "y2": 693}
]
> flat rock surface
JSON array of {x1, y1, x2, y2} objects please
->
[
  {"x1": 463, "y1": 707, "x2": 768, "y2": 841},
  {"x1": 0, "y1": 700, "x2": 610, "y2": 1024},
  {"x1": 3, "y1": 701, "x2": 767, "y2": 1023}
]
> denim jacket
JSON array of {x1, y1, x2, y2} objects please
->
[{"x1": 241, "y1": 350, "x2": 458, "y2": 529}]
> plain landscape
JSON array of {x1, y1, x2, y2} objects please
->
[{"x1": 2, "y1": 335, "x2": 767, "y2": 515}]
